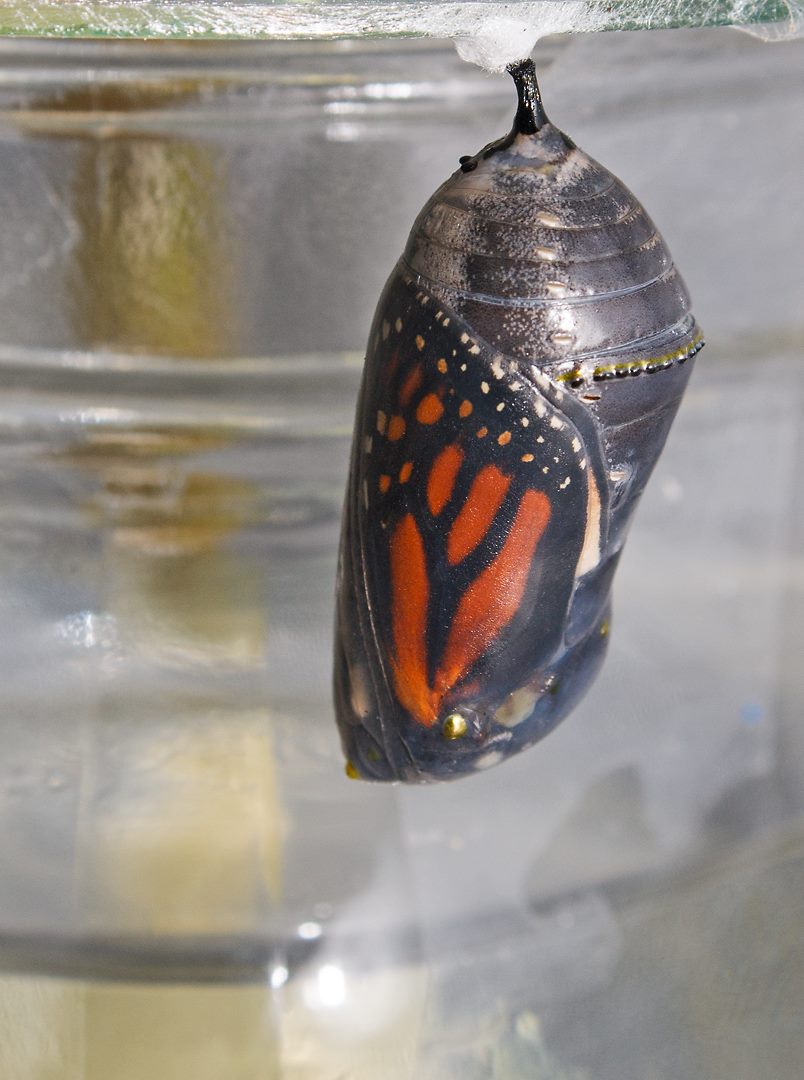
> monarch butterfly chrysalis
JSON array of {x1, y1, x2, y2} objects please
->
[{"x1": 334, "y1": 59, "x2": 703, "y2": 782}]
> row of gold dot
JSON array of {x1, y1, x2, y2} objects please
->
[{"x1": 558, "y1": 331, "x2": 704, "y2": 384}]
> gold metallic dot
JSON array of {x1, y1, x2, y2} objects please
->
[
  {"x1": 599, "y1": 619, "x2": 610, "y2": 637},
  {"x1": 345, "y1": 760, "x2": 361, "y2": 780},
  {"x1": 442, "y1": 713, "x2": 468, "y2": 740}
]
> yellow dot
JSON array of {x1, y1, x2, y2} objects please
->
[
  {"x1": 345, "y1": 760, "x2": 361, "y2": 780},
  {"x1": 498, "y1": 431, "x2": 512, "y2": 446},
  {"x1": 442, "y1": 713, "x2": 468, "y2": 740},
  {"x1": 399, "y1": 461, "x2": 413, "y2": 483},
  {"x1": 599, "y1": 619, "x2": 610, "y2": 637},
  {"x1": 415, "y1": 335, "x2": 425, "y2": 351},
  {"x1": 437, "y1": 358, "x2": 448, "y2": 374},
  {"x1": 459, "y1": 399, "x2": 473, "y2": 418}
]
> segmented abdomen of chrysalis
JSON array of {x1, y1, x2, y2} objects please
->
[{"x1": 334, "y1": 60, "x2": 703, "y2": 783}]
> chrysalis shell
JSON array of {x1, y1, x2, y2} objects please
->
[{"x1": 334, "y1": 61, "x2": 703, "y2": 783}]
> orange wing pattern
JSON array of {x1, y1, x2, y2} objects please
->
[
  {"x1": 434, "y1": 489, "x2": 551, "y2": 702},
  {"x1": 388, "y1": 483, "x2": 552, "y2": 727},
  {"x1": 373, "y1": 313, "x2": 565, "y2": 727},
  {"x1": 427, "y1": 444, "x2": 464, "y2": 517},
  {"x1": 351, "y1": 281, "x2": 593, "y2": 735},
  {"x1": 335, "y1": 272, "x2": 608, "y2": 786},
  {"x1": 447, "y1": 464, "x2": 512, "y2": 565},
  {"x1": 388, "y1": 513, "x2": 435, "y2": 724}
]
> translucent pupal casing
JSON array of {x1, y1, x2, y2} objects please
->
[{"x1": 334, "y1": 61, "x2": 703, "y2": 783}]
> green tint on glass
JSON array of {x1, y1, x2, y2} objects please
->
[{"x1": 0, "y1": 0, "x2": 798, "y2": 41}]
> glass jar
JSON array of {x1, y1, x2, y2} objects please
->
[{"x1": 0, "y1": 27, "x2": 802, "y2": 1079}]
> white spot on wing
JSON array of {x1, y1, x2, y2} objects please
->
[
  {"x1": 576, "y1": 467, "x2": 601, "y2": 575},
  {"x1": 349, "y1": 665, "x2": 372, "y2": 718},
  {"x1": 475, "y1": 750, "x2": 504, "y2": 771},
  {"x1": 495, "y1": 686, "x2": 538, "y2": 728}
]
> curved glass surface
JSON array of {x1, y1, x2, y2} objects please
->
[{"x1": 0, "y1": 28, "x2": 801, "y2": 1079}]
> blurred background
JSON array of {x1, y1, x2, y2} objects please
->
[{"x1": 0, "y1": 24, "x2": 801, "y2": 1079}]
